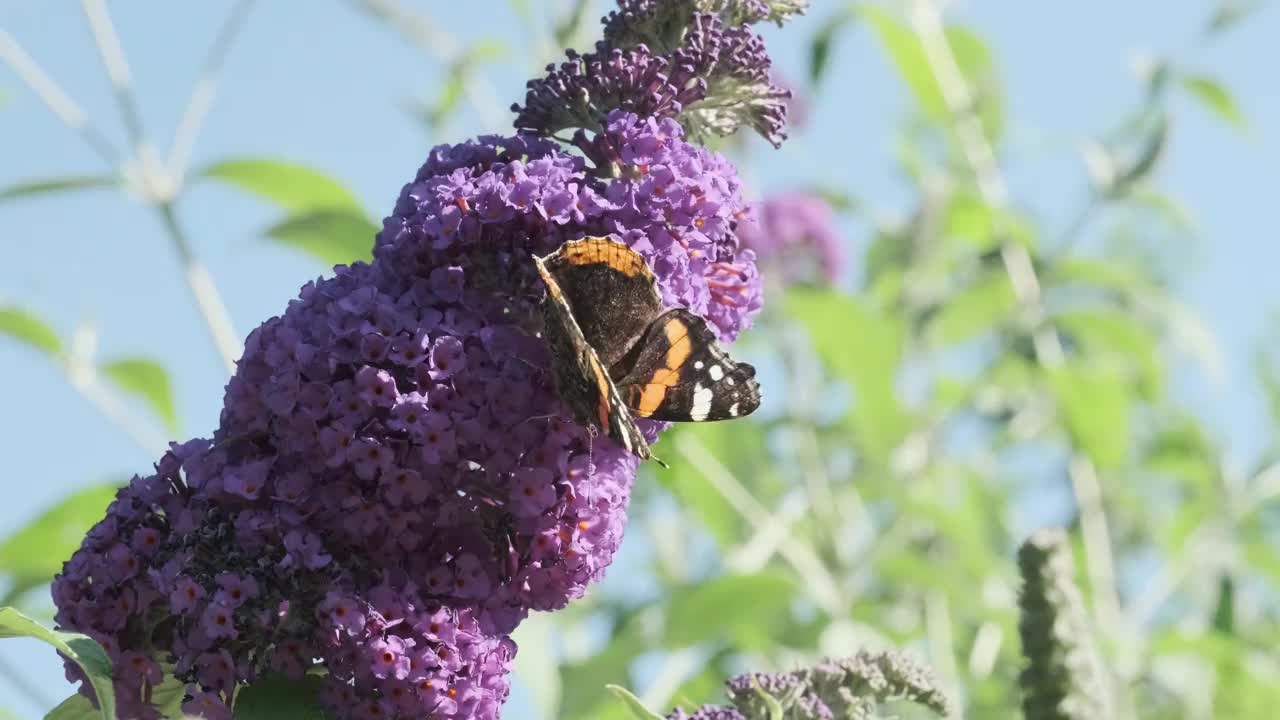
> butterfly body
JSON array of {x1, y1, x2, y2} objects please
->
[{"x1": 533, "y1": 237, "x2": 761, "y2": 461}]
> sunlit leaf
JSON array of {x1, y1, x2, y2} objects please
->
[
  {"x1": 1130, "y1": 189, "x2": 1198, "y2": 236},
  {"x1": 664, "y1": 572, "x2": 796, "y2": 648},
  {"x1": 0, "y1": 484, "x2": 118, "y2": 589},
  {"x1": 1207, "y1": 0, "x2": 1263, "y2": 35},
  {"x1": 100, "y1": 357, "x2": 178, "y2": 432},
  {"x1": 1047, "y1": 363, "x2": 1132, "y2": 470},
  {"x1": 0, "y1": 176, "x2": 119, "y2": 203},
  {"x1": 44, "y1": 694, "x2": 100, "y2": 720},
  {"x1": 1056, "y1": 309, "x2": 1163, "y2": 399},
  {"x1": 559, "y1": 621, "x2": 646, "y2": 718},
  {"x1": 927, "y1": 273, "x2": 1016, "y2": 345},
  {"x1": 232, "y1": 674, "x2": 325, "y2": 720},
  {"x1": 202, "y1": 158, "x2": 364, "y2": 213},
  {"x1": 605, "y1": 685, "x2": 665, "y2": 720},
  {"x1": 0, "y1": 306, "x2": 63, "y2": 356},
  {"x1": 810, "y1": 7, "x2": 856, "y2": 86},
  {"x1": 554, "y1": 0, "x2": 593, "y2": 49},
  {"x1": 1181, "y1": 75, "x2": 1247, "y2": 131},
  {"x1": 149, "y1": 672, "x2": 187, "y2": 719},
  {"x1": 786, "y1": 288, "x2": 911, "y2": 463},
  {"x1": 1111, "y1": 113, "x2": 1169, "y2": 192},
  {"x1": 265, "y1": 209, "x2": 378, "y2": 266},
  {"x1": 0, "y1": 608, "x2": 114, "y2": 720},
  {"x1": 859, "y1": 7, "x2": 1003, "y2": 139}
]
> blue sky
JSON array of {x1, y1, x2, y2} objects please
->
[{"x1": 1, "y1": 1, "x2": 1277, "y2": 717}]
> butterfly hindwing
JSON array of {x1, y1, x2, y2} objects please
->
[{"x1": 614, "y1": 309, "x2": 761, "y2": 422}]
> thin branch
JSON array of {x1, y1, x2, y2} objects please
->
[
  {"x1": 158, "y1": 203, "x2": 242, "y2": 371},
  {"x1": 167, "y1": 0, "x2": 259, "y2": 184},
  {"x1": 81, "y1": 0, "x2": 240, "y2": 373},
  {"x1": 908, "y1": 0, "x2": 1127, "y2": 710},
  {"x1": 351, "y1": 0, "x2": 508, "y2": 130},
  {"x1": 0, "y1": 28, "x2": 119, "y2": 165},
  {"x1": 675, "y1": 433, "x2": 846, "y2": 618},
  {"x1": 924, "y1": 589, "x2": 962, "y2": 713},
  {"x1": 69, "y1": 371, "x2": 171, "y2": 457}
]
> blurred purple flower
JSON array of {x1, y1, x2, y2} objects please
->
[{"x1": 736, "y1": 192, "x2": 846, "y2": 285}]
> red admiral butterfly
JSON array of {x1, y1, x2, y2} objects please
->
[{"x1": 534, "y1": 237, "x2": 761, "y2": 462}]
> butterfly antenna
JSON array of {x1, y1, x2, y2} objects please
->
[{"x1": 651, "y1": 454, "x2": 670, "y2": 469}]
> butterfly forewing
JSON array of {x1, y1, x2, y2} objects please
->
[{"x1": 614, "y1": 309, "x2": 761, "y2": 422}]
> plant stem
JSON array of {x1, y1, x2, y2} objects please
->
[
  {"x1": 675, "y1": 433, "x2": 846, "y2": 617},
  {"x1": 157, "y1": 201, "x2": 242, "y2": 372},
  {"x1": 908, "y1": 0, "x2": 1128, "y2": 712},
  {"x1": 351, "y1": 0, "x2": 508, "y2": 130},
  {"x1": 0, "y1": 29, "x2": 119, "y2": 166},
  {"x1": 81, "y1": 0, "x2": 240, "y2": 373},
  {"x1": 167, "y1": 0, "x2": 259, "y2": 184}
]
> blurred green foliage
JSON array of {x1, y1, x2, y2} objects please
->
[{"x1": 1, "y1": 0, "x2": 1277, "y2": 718}]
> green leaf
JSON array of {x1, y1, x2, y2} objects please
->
[
  {"x1": 558, "y1": 621, "x2": 646, "y2": 718},
  {"x1": 786, "y1": 289, "x2": 911, "y2": 463},
  {"x1": 1207, "y1": 0, "x2": 1263, "y2": 35},
  {"x1": 1047, "y1": 363, "x2": 1132, "y2": 470},
  {"x1": 554, "y1": 0, "x2": 593, "y2": 49},
  {"x1": 750, "y1": 677, "x2": 786, "y2": 720},
  {"x1": 1056, "y1": 309, "x2": 1163, "y2": 399},
  {"x1": 605, "y1": 685, "x2": 666, "y2": 720},
  {"x1": 859, "y1": 7, "x2": 1002, "y2": 139},
  {"x1": 663, "y1": 572, "x2": 796, "y2": 648},
  {"x1": 44, "y1": 694, "x2": 101, "y2": 720},
  {"x1": 946, "y1": 26, "x2": 1003, "y2": 141},
  {"x1": 927, "y1": 273, "x2": 1016, "y2": 345},
  {"x1": 232, "y1": 673, "x2": 325, "y2": 720},
  {"x1": 148, "y1": 672, "x2": 187, "y2": 719},
  {"x1": 0, "y1": 607, "x2": 114, "y2": 720},
  {"x1": 0, "y1": 306, "x2": 62, "y2": 356},
  {"x1": 202, "y1": 158, "x2": 364, "y2": 213},
  {"x1": 0, "y1": 176, "x2": 119, "y2": 203},
  {"x1": 809, "y1": 8, "x2": 856, "y2": 86},
  {"x1": 265, "y1": 209, "x2": 378, "y2": 266},
  {"x1": 100, "y1": 357, "x2": 179, "y2": 432},
  {"x1": 1111, "y1": 113, "x2": 1169, "y2": 191},
  {"x1": 1181, "y1": 75, "x2": 1247, "y2": 131},
  {"x1": 0, "y1": 484, "x2": 118, "y2": 588}
]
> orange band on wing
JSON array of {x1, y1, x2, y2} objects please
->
[
  {"x1": 589, "y1": 355, "x2": 612, "y2": 429},
  {"x1": 561, "y1": 237, "x2": 651, "y2": 278}
]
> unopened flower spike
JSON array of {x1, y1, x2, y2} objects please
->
[
  {"x1": 670, "y1": 651, "x2": 953, "y2": 720},
  {"x1": 1017, "y1": 529, "x2": 1114, "y2": 720}
]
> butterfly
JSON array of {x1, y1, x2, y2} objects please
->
[{"x1": 533, "y1": 236, "x2": 761, "y2": 462}]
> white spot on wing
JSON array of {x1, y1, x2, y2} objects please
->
[
  {"x1": 708, "y1": 365, "x2": 724, "y2": 382},
  {"x1": 728, "y1": 402, "x2": 739, "y2": 416},
  {"x1": 694, "y1": 360, "x2": 704, "y2": 370},
  {"x1": 691, "y1": 384, "x2": 713, "y2": 421}
]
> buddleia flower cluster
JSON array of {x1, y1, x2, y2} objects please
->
[
  {"x1": 51, "y1": 1, "x2": 806, "y2": 718},
  {"x1": 514, "y1": 0, "x2": 808, "y2": 147},
  {"x1": 666, "y1": 651, "x2": 954, "y2": 720}
]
